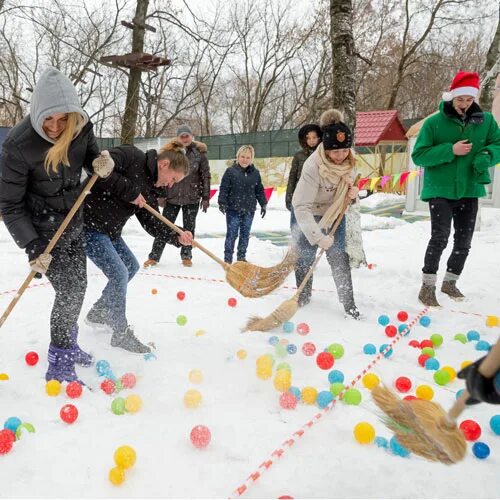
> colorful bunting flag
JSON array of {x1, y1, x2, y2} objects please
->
[
  {"x1": 358, "y1": 178, "x2": 369, "y2": 190},
  {"x1": 380, "y1": 175, "x2": 392, "y2": 187},
  {"x1": 392, "y1": 173, "x2": 402, "y2": 188},
  {"x1": 370, "y1": 176, "x2": 380, "y2": 191},
  {"x1": 399, "y1": 171, "x2": 411, "y2": 186},
  {"x1": 276, "y1": 186, "x2": 286, "y2": 197},
  {"x1": 264, "y1": 187, "x2": 274, "y2": 202},
  {"x1": 209, "y1": 188, "x2": 217, "y2": 200}
]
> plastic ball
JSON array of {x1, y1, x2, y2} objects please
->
[
  {"x1": 472, "y1": 442, "x2": 490, "y2": 459},
  {"x1": 403, "y1": 395, "x2": 417, "y2": 401},
  {"x1": 296, "y1": 323, "x2": 310, "y2": 335},
  {"x1": 424, "y1": 358, "x2": 440, "y2": 371},
  {"x1": 397, "y1": 311, "x2": 408, "y2": 322},
  {"x1": 0, "y1": 429, "x2": 16, "y2": 454},
  {"x1": 441, "y1": 366, "x2": 456, "y2": 381},
  {"x1": 394, "y1": 376, "x2": 412, "y2": 393},
  {"x1": 302, "y1": 342, "x2": 316, "y2": 356},
  {"x1": 115, "y1": 379, "x2": 124, "y2": 393},
  {"x1": 416, "y1": 384, "x2": 434, "y2": 400},
  {"x1": 227, "y1": 297, "x2": 237, "y2": 307},
  {"x1": 390, "y1": 436, "x2": 410, "y2": 457},
  {"x1": 466, "y1": 330, "x2": 480, "y2": 341},
  {"x1": 330, "y1": 383, "x2": 345, "y2": 397},
  {"x1": 101, "y1": 379, "x2": 116, "y2": 395},
  {"x1": 114, "y1": 445, "x2": 136, "y2": 469},
  {"x1": 108, "y1": 466, "x2": 126, "y2": 486},
  {"x1": 408, "y1": 340, "x2": 420, "y2": 348},
  {"x1": 273, "y1": 370, "x2": 292, "y2": 392},
  {"x1": 433, "y1": 370, "x2": 451, "y2": 386},
  {"x1": 343, "y1": 388, "x2": 362, "y2": 405},
  {"x1": 301, "y1": 387, "x2": 318, "y2": 404},
  {"x1": 111, "y1": 397, "x2": 126, "y2": 415},
  {"x1": 125, "y1": 395, "x2": 142, "y2": 413},
  {"x1": 430, "y1": 334, "x2": 443, "y2": 347},
  {"x1": 286, "y1": 344, "x2": 297, "y2": 355},
  {"x1": 375, "y1": 436, "x2": 388, "y2": 448},
  {"x1": 190, "y1": 425, "x2": 211, "y2": 449},
  {"x1": 421, "y1": 347, "x2": 435, "y2": 358},
  {"x1": 120, "y1": 373, "x2": 136, "y2": 389},
  {"x1": 279, "y1": 392, "x2": 297, "y2": 410},
  {"x1": 279, "y1": 338, "x2": 289, "y2": 346},
  {"x1": 187, "y1": 370, "x2": 203, "y2": 386},
  {"x1": 385, "y1": 325, "x2": 397, "y2": 338},
  {"x1": 60, "y1": 404, "x2": 78, "y2": 424},
  {"x1": 282, "y1": 322, "x2": 294, "y2": 333},
  {"x1": 398, "y1": 324, "x2": 409, "y2": 334},
  {"x1": 379, "y1": 344, "x2": 393, "y2": 357},
  {"x1": 353, "y1": 422, "x2": 375, "y2": 444},
  {"x1": 46, "y1": 379, "x2": 62, "y2": 396},
  {"x1": 195, "y1": 329, "x2": 205, "y2": 337},
  {"x1": 377, "y1": 314, "x2": 390, "y2": 326},
  {"x1": 184, "y1": 389, "x2": 202, "y2": 408},
  {"x1": 25, "y1": 351, "x2": 39, "y2": 366},
  {"x1": 268, "y1": 336, "x2": 280, "y2": 347},
  {"x1": 326, "y1": 343, "x2": 344, "y2": 359},
  {"x1": 362, "y1": 373, "x2": 380, "y2": 390},
  {"x1": 316, "y1": 352, "x2": 334, "y2": 370},
  {"x1": 455, "y1": 389, "x2": 464, "y2": 400},
  {"x1": 274, "y1": 344, "x2": 287, "y2": 358},
  {"x1": 4, "y1": 417, "x2": 21, "y2": 434},
  {"x1": 328, "y1": 370, "x2": 345, "y2": 384},
  {"x1": 317, "y1": 390, "x2": 333, "y2": 409},
  {"x1": 236, "y1": 349, "x2": 247, "y2": 360},
  {"x1": 459, "y1": 420, "x2": 481, "y2": 441},
  {"x1": 460, "y1": 360, "x2": 472, "y2": 370},
  {"x1": 288, "y1": 386, "x2": 301, "y2": 400},
  {"x1": 256, "y1": 354, "x2": 274, "y2": 367},
  {"x1": 454, "y1": 333, "x2": 467, "y2": 344},
  {"x1": 96, "y1": 360, "x2": 111, "y2": 376},
  {"x1": 176, "y1": 291, "x2": 186, "y2": 301},
  {"x1": 151, "y1": 288, "x2": 158, "y2": 295},
  {"x1": 485, "y1": 315, "x2": 499, "y2": 327},
  {"x1": 66, "y1": 381, "x2": 83, "y2": 399},
  {"x1": 176, "y1": 315, "x2": 187, "y2": 326},
  {"x1": 0, "y1": 373, "x2": 9, "y2": 381},
  {"x1": 476, "y1": 340, "x2": 491, "y2": 352},
  {"x1": 419, "y1": 316, "x2": 431, "y2": 327},
  {"x1": 363, "y1": 343, "x2": 376, "y2": 355},
  {"x1": 418, "y1": 354, "x2": 431, "y2": 367},
  {"x1": 420, "y1": 339, "x2": 433, "y2": 349},
  {"x1": 256, "y1": 366, "x2": 272, "y2": 380},
  {"x1": 276, "y1": 362, "x2": 291, "y2": 372},
  {"x1": 489, "y1": 415, "x2": 500, "y2": 435}
]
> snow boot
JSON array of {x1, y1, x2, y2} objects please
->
[
  {"x1": 69, "y1": 325, "x2": 94, "y2": 367},
  {"x1": 441, "y1": 272, "x2": 465, "y2": 301},
  {"x1": 418, "y1": 284, "x2": 440, "y2": 307},
  {"x1": 143, "y1": 258, "x2": 158, "y2": 268},
  {"x1": 111, "y1": 326, "x2": 151, "y2": 354},
  {"x1": 182, "y1": 258, "x2": 193, "y2": 267},
  {"x1": 45, "y1": 345, "x2": 78, "y2": 383},
  {"x1": 344, "y1": 304, "x2": 362, "y2": 320},
  {"x1": 85, "y1": 304, "x2": 111, "y2": 330}
]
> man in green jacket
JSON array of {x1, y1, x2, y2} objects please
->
[{"x1": 412, "y1": 71, "x2": 500, "y2": 307}]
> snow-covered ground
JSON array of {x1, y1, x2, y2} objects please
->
[{"x1": 0, "y1": 194, "x2": 499, "y2": 499}]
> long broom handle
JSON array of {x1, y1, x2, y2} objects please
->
[
  {"x1": 0, "y1": 173, "x2": 99, "y2": 329},
  {"x1": 143, "y1": 202, "x2": 228, "y2": 268}
]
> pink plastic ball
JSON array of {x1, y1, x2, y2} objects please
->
[
  {"x1": 297, "y1": 323, "x2": 310, "y2": 335},
  {"x1": 190, "y1": 425, "x2": 211, "y2": 449},
  {"x1": 177, "y1": 291, "x2": 186, "y2": 301},
  {"x1": 316, "y1": 352, "x2": 334, "y2": 370},
  {"x1": 60, "y1": 404, "x2": 78, "y2": 424},
  {"x1": 25, "y1": 351, "x2": 39, "y2": 366},
  {"x1": 228, "y1": 297, "x2": 237, "y2": 307},
  {"x1": 279, "y1": 392, "x2": 297, "y2": 410},
  {"x1": 100, "y1": 379, "x2": 116, "y2": 395},
  {"x1": 395, "y1": 376, "x2": 412, "y2": 393},
  {"x1": 121, "y1": 373, "x2": 137, "y2": 389},
  {"x1": 302, "y1": 342, "x2": 316, "y2": 356}
]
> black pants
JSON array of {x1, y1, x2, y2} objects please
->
[
  {"x1": 45, "y1": 235, "x2": 87, "y2": 348},
  {"x1": 422, "y1": 197, "x2": 478, "y2": 276}
]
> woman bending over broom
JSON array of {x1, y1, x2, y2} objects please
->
[{"x1": 292, "y1": 109, "x2": 360, "y2": 319}]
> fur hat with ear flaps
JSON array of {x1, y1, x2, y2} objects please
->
[{"x1": 320, "y1": 109, "x2": 353, "y2": 150}]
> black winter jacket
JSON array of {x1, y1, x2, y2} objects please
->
[
  {"x1": 0, "y1": 117, "x2": 100, "y2": 248},
  {"x1": 218, "y1": 162, "x2": 267, "y2": 213},
  {"x1": 84, "y1": 144, "x2": 180, "y2": 246},
  {"x1": 285, "y1": 147, "x2": 315, "y2": 211}
]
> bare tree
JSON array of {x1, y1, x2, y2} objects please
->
[{"x1": 479, "y1": 5, "x2": 500, "y2": 112}]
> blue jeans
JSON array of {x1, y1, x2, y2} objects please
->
[
  {"x1": 224, "y1": 209, "x2": 255, "y2": 263},
  {"x1": 85, "y1": 230, "x2": 139, "y2": 333}
]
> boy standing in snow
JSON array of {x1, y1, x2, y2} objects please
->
[{"x1": 412, "y1": 71, "x2": 500, "y2": 307}]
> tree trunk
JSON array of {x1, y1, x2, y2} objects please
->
[
  {"x1": 479, "y1": 6, "x2": 500, "y2": 112},
  {"x1": 121, "y1": 0, "x2": 149, "y2": 144}
]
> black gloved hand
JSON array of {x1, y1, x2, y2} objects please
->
[
  {"x1": 457, "y1": 356, "x2": 500, "y2": 405},
  {"x1": 285, "y1": 202, "x2": 292, "y2": 211},
  {"x1": 260, "y1": 205, "x2": 267, "y2": 218},
  {"x1": 219, "y1": 205, "x2": 226, "y2": 215},
  {"x1": 200, "y1": 199, "x2": 209, "y2": 213},
  {"x1": 25, "y1": 238, "x2": 48, "y2": 261}
]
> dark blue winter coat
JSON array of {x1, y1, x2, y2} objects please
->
[{"x1": 218, "y1": 162, "x2": 267, "y2": 213}]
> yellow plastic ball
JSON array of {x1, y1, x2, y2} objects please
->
[
  {"x1": 415, "y1": 384, "x2": 434, "y2": 400},
  {"x1": 301, "y1": 386, "x2": 318, "y2": 405},
  {"x1": 236, "y1": 350, "x2": 247, "y2": 360},
  {"x1": 0, "y1": 373, "x2": 9, "y2": 381},
  {"x1": 273, "y1": 369, "x2": 291, "y2": 392},
  {"x1": 124, "y1": 394, "x2": 142, "y2": 413},
  {"x1": 460, "y1": 360, "x2": 472, "y2": 370},
  {"x1": 45, "y1": 379, "x2": 62, "y2": 397},
  {"x1": 353, "y1": 422, "x2": 375, "y2": 444},
  {"x1": 183, "y1": 389, "x2": 202, "y2": 408},
  {"x1": 486, "y1": 315, "x2": 499, "y2": 327},
  {"x1": 441, "y1": 366, "x2": 456, "y2": 382},
  {"x1": 188, "y1": 369, "x2": 203, "y2": 384},
  {"x1": 362, "y1": 373, "x2": 380, "y2": 390},
  {"x1": 113, "y1": 446, "x2": 136, "y2": 469},
  {"x1": 195, "y1": 329, "x2": 205, "y2": 337},
  {"x1": 256, "y1": 366, "x2": 272, "y2": 380},
  {"x1": 108, "y1": 466, "x2": 126, "y2": 486}
]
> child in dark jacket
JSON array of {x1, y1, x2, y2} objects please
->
[{"x1": 218, "y1": 145, "x2": 267, "y2": 263}]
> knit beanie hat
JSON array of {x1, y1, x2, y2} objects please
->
[{"x1": 319, "y1": 109, "x2": 353, "y2": 150}]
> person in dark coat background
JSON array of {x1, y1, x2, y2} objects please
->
[{"x1": 218, "y1": 145, "x2": 267, "y2": 264}]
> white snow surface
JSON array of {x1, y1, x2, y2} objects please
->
[{"x1": 0, "y1": 194, "x2": 499, "y2": 499}]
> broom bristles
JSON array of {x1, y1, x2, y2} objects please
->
[{"x1": 243, "y1": 298, "x2": 299, "y2": 332}]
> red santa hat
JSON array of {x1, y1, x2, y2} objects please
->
[{"x1": 442, "y1": 71, "x2": 480, "y2": 101}]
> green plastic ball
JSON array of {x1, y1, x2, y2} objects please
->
[
  {"x1": 327, "y1": 343, "x2": 345, "y2": 359},
  {"x1": 114, "y1": 380, "x2": 123, "y2": 392},
  {"x1": 276, "y1": 362, "x2": 291, "y2": 372},
  {"x1": 274, "y1": 344, "x2": 287, "y2": 358},
  {"x1": 430, "y1": 334, "x2": 443, "y2": 347},
  {"x1": 454, "y1": 333, "x2": 467, "y2": 344},
  {"x1": 433, "y1": 369, "x2": 451, "y2": 386},
  {"x1": 343, "y1": 388, "x2": 362, "y2": 405},
  {"x1": 421, "y1": 347, "x2": 435, "y2": 357},
  {"x1": 111, "y1": 397, "x2": 126, "y2": 415},
  {"x1": 330, "y1": 383, "x2": 345, "y2": 397},
  {"x1": 176, "y1": 315, "x2": 187, "y2": 326}
]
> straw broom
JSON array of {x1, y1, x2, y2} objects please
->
[{"x1": 143, "y1": 203, "x2": 297, "y2": 298}]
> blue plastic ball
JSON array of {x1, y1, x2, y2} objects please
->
[
  {"x1": 456, "y1": 388, "x2": 465, "y2": 400},
  {"x1": 419, "y1": 316, "x2": 431, "y2": 327},
  {"x1": 4, "y1": 416, "x2": 22, "y2": 433},
  {"x1": 363, "y1": 343, "x2": 376, "y2": 355},
  {"x1": 466, "y1": 330, "x2": 480, "y2": 341},
  {"x1": 96, "y1": 360, "x2": 111, "y2": 376},
  {"x1": 490, "y1": 415, "x2": 500, "y2": 436},
  {"x1": 380, "y1": 343, "x2": 393, "y2": 357},
  {"x1": 390, "y1": 436, "x2": 410, "y2": 457},
  {"x1": 495, "y1": 371, "x2": 500, "y2": 393},
  {"x1": 269, "y1": 336, "x2": 279, "y2": 346},
  {"x1": 282, "y1": 322, "x2": 294, "y2": 334},
  {"x1": 289, "y1": 386, "x2": 301, "y2": 400},
  {"x1": 328, "y1": 370, "x2": 345, "y2": 384},
  {"x1": 317, "y1": 390, "x2": 334, "y2": 409},
  {"x1": 472, "y1": 442, "x2": 490, "y2": 459},
  {"x1": 476, "y1": 340, "x2": 491, "y2": 352},
  {"x1": 378, "y1": 315, "x2": 390, "y2": 326},
  {"x1": 398, "y1": 323, "x2": 409, "y2": 335},
  {"x1": 375, "y1": 436, "x2": 388, "y2": 449},
  {"x1": 424, "y1": 358, "x2": 440, "y2": 371},
  {"x1": 286, "y1": 343, "x2": 297, "y2": 355}
]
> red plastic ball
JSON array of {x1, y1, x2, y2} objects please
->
[
  {"x1": 420, "y1": 339, "x2": 433, "y2": 349},
  {"x1": 190, "y1": 425, "x2": 211, "y2": 449},
  {"x1": 395, "y1": 376, "x2": 412, "y2": 393},
  {"x1": 60, "y1": 404, "x2": 78, "y2": 424},
  {"x1": 459, "y1": 419, "x2": 482, "y2": 441},
  {"x1": 176, "y1": 291, "x2": 186, "y2": 301},
  {"x1": 121, "y1": 373, "x2": 137, "y2": 389},
  {"x1": 296, "y1": 323, "x2": 310, "y2": 335},
  {"x1": 316, "y1": 352, "x2": 334, "y2": 370},
  {"x1": 279, "y1": 392, "x2": 297, "y2": 410},
  {"x1": 397, "y1": 311, "x2": 409, "y2": 322},
  {"x1": 403, "y1": 395, "x2": 417, "y2": 401},
  {"x1": 66, "y1": 381, "x2": 83, "y2": 399},
  {"x1": 25, "y1": 351, "x2": 39, "y2": 366},
  {"x1": 301, "y1": 342, "x2": 316, "y2": 356},
  {"x1": 227, "y1": 297, "x2": 237, "y2": 307},
  {"x1": 0, "y1": 429, "x2": 16, "y2": 455},
  {"x1": 385, "y1": 325, "x2": 397, "y2": 338},
  {"x1": 100, "y1": 379, "x2": 116, "y2": 395},
  {"x1": 278, "y1": 497, "x2": 294, "y2": 499},
  {"x1": 418, "y1": 354, "x2": 430, "y2": 367},
  {"x1": 408, "y1": 340, "x2": 420, "y2": 348}
]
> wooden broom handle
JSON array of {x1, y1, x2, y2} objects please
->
[
  {"x1": 0, "y1": 173, "x2": 99, "y2": 329},
  {"x1": 143, "y1": 202, "x2": 227, "y2": 267}
]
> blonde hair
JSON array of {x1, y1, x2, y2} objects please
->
[
  {"x1": 44, "y1": 112, "x2": 85, "y2": 174},
  {"x1": 236, "y1": 145, "x2": 255, "y2": 161},
  {"x1": 158, "y1": 139, "x2": 189, "y2": 174},
  {"x1": 346, "y1": 148, "x2": 357, "y2": 168}
]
